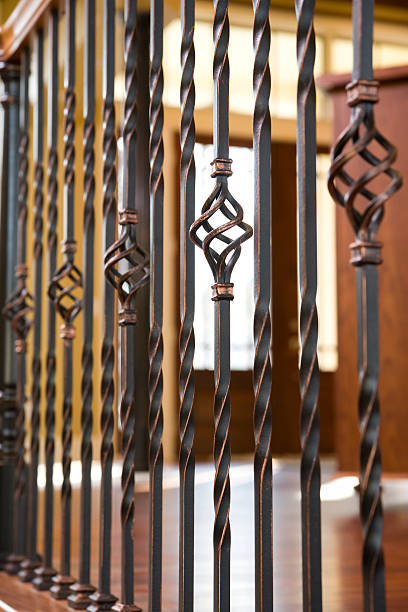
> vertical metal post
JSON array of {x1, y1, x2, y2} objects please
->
[
  {"x1": 328, "y1": 2, "x2": 402, "y2": 610},
  {"x1": 1, "y1": 55, "x2": 29, "y2": 575},
  {"x1": 0, "y1": 60, "x2": 20, "y2": 568},
  {"x1": 33, "y1": 9, "x2": 59, "y2": 593},
  {"x1": 105, "y1": 2, "x2": 148, "y2": 610},
  {"x1": 69, "y1": 0, "x2": 96, "y2": 606},
  {"x1": 295, "y1": 2, "x2": 322, "y2": 611},
  {"x1": 88, "y1": 1, "x2": 118, "y2": 610},
  {"x1": 190, "y1": 3, "x2": 253, "y2": 611},
  {"x1": 179, "y1": 1, "x2": 196, "y2": 610},
  {"x1": 49, "y1": 0, "x2": 83, "y2": 599},
  {"x1": 19, "y1": 27, "x2": 44, "y2": 585},
  {"x1": 148, "y1": 1, "x2": 164, "y2": 609},
  {"x1": 132, "y1": 13, "x2": 150, "y2": 473},
  {"x1": 252, "y1": 1, "x2": 272, "y2": 610}
]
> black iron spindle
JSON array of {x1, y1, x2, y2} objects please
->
[
  {"x1": 148, "y1": 1, "x2": 164, "y2": 610},
  {"x1": 179, "y1": 0, "x2": 196, "y2": 610},
  {"x1": 33, "y1": 11, "x2": 59, "y2": 591},
  {"x1": 49, "y1": 0, "x2": 83, "y2": 599},
  {"x1": 69, "y1": 0, "x2": 96, "y2": 606},
  {"x1": 19, "y1": 29, "x2": 44, "y2": 584},
  {"x1": 252, "y1": 1, "x2": 272, "y2": 611},
  {"x1": 2, "y1": 49, "x2": 32, "y2": 577},
  {"x1": 105, "y1": 2, "x2": 148, "y2": 610},
  {"x1": 295, "y1": 2, "x2": 322, "y2": 611},
  {"x1": 88, "y1": 1, "x2": 118, "y2": 609},
  {"x1": 0, "y1": 59, "x2": 20, "y2": 567},
  {"x1": 328, "y1": 2, "x2": 402, "y2": 610},
  {"x1": 190, "y1": 3, "x2": 253, "y2": 611}
]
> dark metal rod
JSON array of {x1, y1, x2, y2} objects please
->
[
  {"x1": 49, "y1": 0, "x2": 82, "y2": 599},
  {"x1": 189, "y1": 1, "x2": 252, "y2": 610},
  {"x1": 352, "y1": 0, "x2": 373, "y2": 82},
  {"x1": 328, "y1": 0, "x2": 402, "y2": 606},
  {"x1": 149, "y1": 1, "x2": 164, "y2": 609},
  {"x1": 2, "y1": 51, "x2": 29, "y2": 576},
  {"x1": 295, "y1": 2, "x2": 322, "y2": 611},
  {"x1": 105, "y1": 8, "x2": 150, "y2": 600},
  {"x1": 356, "y1": 265, "x2": 385, "y2": 612},
  {"x1": 252, "y1": 1, "x2": 273, "y2": 610},
  {"x1": 106, "y1": 2, "x2": 146, "y2": 610},
  {"x1": 106, "y1": 321, "x2": 141, "y2": 612},
  {"x1": 19, "y1": 28, "x2": 44, "y2": 584},
  {"x1": 179, "y1": 0, "x2": 196, "y2": 610},
  {"x1": 87, "y1": 1, "x2": 118, "y2": 609},
  {"x1": 33, "y1": 11, "x2": 58, "y2": 591},
  {"x1": 213, "y1": 0, "x2": 229, "y2": 160},
  {"x1": 68, "y1": 0, "x2": 96, "y2": 606},
  {"x1": 0, "y1": 59, "x2": 20, "y2": 569},
  {"x1": 213, "y1": 299, "x2": 231, "y2": 612}
]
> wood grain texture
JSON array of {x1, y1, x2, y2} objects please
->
[{"x1": 0, "y1": 462, "x2": 407, "y2": 610}]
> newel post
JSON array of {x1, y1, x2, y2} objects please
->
[{"x1": 0, "y1": 61, "x2": 20, "y2": 566}]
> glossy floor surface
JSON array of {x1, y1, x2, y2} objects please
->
[{"x1": 0, "y1": 460, "x2": 407, "y2": 611}]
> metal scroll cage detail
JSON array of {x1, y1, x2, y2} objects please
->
[
  {"x1": 0, "y1": 0, "x2": 403, "y2": 611},
  {"x1": 328, "y1": 82, "x2": 402, "y2": 611},
  {"x1": 328, "y1": 2, "x2": 402, "y2": 610}
]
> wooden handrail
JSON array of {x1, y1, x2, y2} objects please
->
[{"x1": 0, "y1": 0, "x2": 54, "y2": 62}]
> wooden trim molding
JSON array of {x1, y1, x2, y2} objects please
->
[
  {"x1": 318, "y1": 65, "x2": 408, "y2": 92},
  {"x1": 0, "y1": 0, "x2": 55, "y2": 62}
]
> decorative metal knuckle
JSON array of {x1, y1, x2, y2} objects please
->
[
  {"x1": 211, "y1": 157, "x2": 233, "y2": 178},
  {"x1": 189, "y1": 168, "x2": 253, "y2": 297},
  {"x1": 105, "y1": 210, "x2": 149, "y2": 326},
  {"x1": 48, "y1": 251, "x2": 83, "y2": 326},
  {"x1": 346, "y1": 79, "x2": 379, "y2": 106},
  {"x1": 328, "y1": 84, "x2": 402, "y2": 266},
  {"x1": 2, "y1": 264, "x2": 33, "y2": 353}
]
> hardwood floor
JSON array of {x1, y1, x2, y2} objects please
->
[{"x1": 0, "y1": 460, "x2": 407, "y2": 611}]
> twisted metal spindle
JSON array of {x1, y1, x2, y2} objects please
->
[
  {"x1": 49, "y1": 0, "x2": 83, "y2": 599},
  {"x1": 87, "y1": 4, "x2": 118, "y2": 611},
  {"x1": 33, "y1": 11, "x2": 59, "y2": 591},
  {"x1": 106, "y1": 3, "x2": 148, "y2": 610},
  {"x1": 179, "y1": 1, "x2": 196, "y2": 610},
  {"x1": 2, "y1": 48, "x2": 32, "y2": 577},
  {"x1": 252, "y1": 1, "x2": 272, "y2": 610},
  {"x1": 328, "y1": 2, "x2": 402, "y2": 610},
  {"x1": 19, "y1": 29, "x2": 44, "y2": 584},
  {"x1": 148, "y1": 2, "x2": 165, "y2": 610},
  {"x1": 69, "y1": 0, "x2": 96, "y2": 607},
  {"x1": 190, "y1": 3, "x2": 253, "y2": 611},
  {"x1": 295, "y1": 2, "x2": 322, "y2": 611}
]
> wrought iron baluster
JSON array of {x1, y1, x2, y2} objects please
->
[
  {"x1": 0, "y1": 61, "x2": 20, "y2": 563},
  {"x1": 88, "y1": 1, "x2": 118, "y2": 609},
  {"x1": 327, "y1": 1, "x2": 402, "y2": 610},
  {"x1": 105, "y1": 2, "x2": 147, "y2": 610},
  {"x1": 148, "y1": 1, "x2": 164, "y2": 610},
  {"x1": 69, "y1": 0, "x2": 96, "y2": 606},
  {"x1": 252, "y1": 1, "x2": 272, "y2": 610},
  {"x1": 19, "y1": 29, "x2": 44, "y2": 584},
  {"x1": 295, "y1": 2, "x2": 322, "y2": 611},
  {"x1": 2, "y1": 50, "x2": 31, "y2": 576},
  {"x1": 49, "y1": 0, "x2": 83, "y2": 599},
  {"x1": 179, "y1": 0, "x2": 196, "y2": 610},
  {"x1": 189, "y1": 2, "x2": 253, "y2": 611},
  {"x1": 33, "y1": 11, "x2": 59, "y2": 591}
]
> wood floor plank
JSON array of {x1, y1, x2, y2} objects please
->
[{"x1": 0, "y1": 461, "x2": 407, "y2": 610}]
